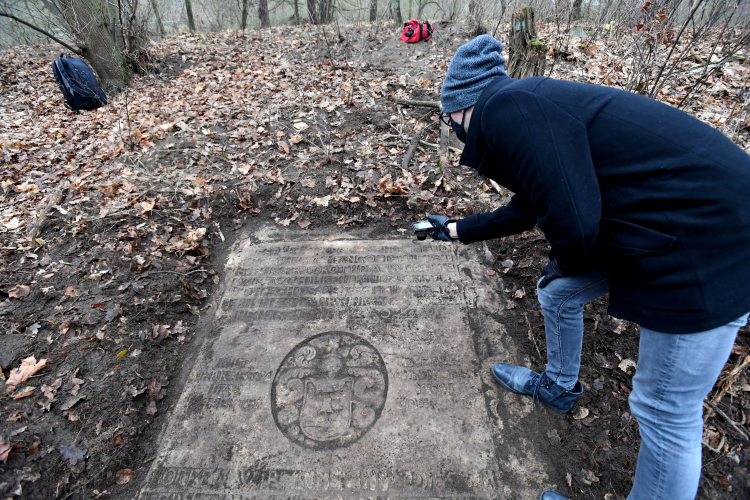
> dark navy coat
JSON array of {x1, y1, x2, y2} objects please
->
[{"x1": 455, "y1": 75, "x2": 750, "y2": 334}]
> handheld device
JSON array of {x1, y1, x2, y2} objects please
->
[{"x1": 412, "y1": 220, "x2": 437, "y2": 240}]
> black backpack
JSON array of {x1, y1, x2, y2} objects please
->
[{"x1": 52, "y1": 54, "x2": 107, "y2": 111}]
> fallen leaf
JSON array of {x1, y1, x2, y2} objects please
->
[
  {"x1": 612, "y1": 318, "x2": 627, "y2": 334},
  {"x1": 60, "y1": 394, "x2": 86, "y2": 411},
  {"x1": 3, "y1": 217, "x2": 22, "y2": 230},
  {"x1": 5, "y1": 410, "x2": 26, "y2": 422},
  {"x1": 572, "y1": 407, "x2": 589, "y2": 420},
  {"x1": 298, "y1": 219, "x2": 312, "y2": 229},
  {"x1": 715, "y1": 475, "x2": 733, "y2": 487},
  {"x1": 313, "y1": 195, "x2": 331, "y2": 207},
  {"x1": 618, "y1": 358, "x2": 637, "y2": 373},
  {"x1": 0, "y1": 441, "x2": 11, "y2": 464},
  {"x1": 6, "y1": 356, "x2": 47, "y2": 386},
  {"x1": 12, "y1": 386, "x2": 35, "y2": 400},
  {"x1": 27, "y1": 436, "x2": 40, "y2": 454},
  {"x1": 483, "y1": 244, "x2": 494, "y2": 262},
  {"x1": 67, "y1": 376, "x2": 84, "y2": 396},
  {"x1": 116, "y1": 350, "x2": 128, "y2": 360},
  {"x1": 151, "y1": 324, "x2": 170, "y2": 341},
  {"x1": 59, "y1": 443, "x2": 86, "y2": 465},
  {"x1": 105, "y1": 305, "x2": 121, "y2": 323},
  {"x1": 576, "y1": 468, "x2": 599, "y2": 486},
  {"x1": 16, "y1": 181, "x2": 37, "y2": 192},
  {"x1": 148, "y1": 378, "x2": 164, "y2": 402},
  {"x1": 139, "y1": 199, "x2": 155, "y2": 214},
  {"x1": 487, "y1": 269, "x2": 496, "y2": 276},
  {"x1": 64, "y1": 286, "x2": 78, "y2": 297},
  {"x1": 59, "y1": 319, "x2": 75, "y2": 337},
  {"x1": 115, "y1": 469, "x2": 135, "y2": 485},
  {"x1": 8, "y1": 285, "x2": 30, "y2": 298},
  {"x1": 595, "y1": 353, "x2": 612, "y2": 369}
]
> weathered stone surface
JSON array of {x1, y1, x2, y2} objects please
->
[{"x1": 139, "y1": 233, "x2": 552, "y2": 500}]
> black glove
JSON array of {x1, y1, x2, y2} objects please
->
[
  {"x1": 427, "y1": 214, "x2": 457, "y2": 242},
  {"x1": 538, "y1": 259, "x2": 564, "y2": 288}
]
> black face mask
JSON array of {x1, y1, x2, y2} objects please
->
[{"x1": 450, "y1": 109, "x2": 468, "y2": 143}]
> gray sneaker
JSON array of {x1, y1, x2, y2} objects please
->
[{"x1": 491, "y1": 363, "x2": 582, "y2": 413}]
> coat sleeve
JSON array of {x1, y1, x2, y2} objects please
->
[
  {"x1": 481, "y1": 90, "x2": 602, "y2": 273},
  {"x1": 455, "y1": 193, "x2": 537, "y2": 243}
]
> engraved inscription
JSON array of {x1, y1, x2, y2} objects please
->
[
  {"x1": 271, "y1": 332, "x2": 388, "y2": 449},
  {"x1": 139, "y1": 240, "x2": 512, "y2": 500}
]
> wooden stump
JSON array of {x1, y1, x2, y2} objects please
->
[{"x1": 507, "y1": 7, "x2": 547, "y2": 79}]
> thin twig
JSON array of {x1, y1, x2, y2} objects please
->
[
  {"x1": 704, "y1": 400, "x2": 750, "y2": 441},
  {"x1": 29, "y1": 184, "x2": 67, "y2": 238},
  {"x1": 142, "y1": 269, "x2": 208, "y2": 277},
  {"x1": 391, "y1": 97, "x2": 441, "y2": 109},
  {"x1": 525, "y1": 313, "x2": 543, "y2": 360},
  {"x1": 712, "y1": 352, "x2": 750, "y2": 405},
  {"x1": 402, "y1": 122, "x2": 437, "y2": 170}
]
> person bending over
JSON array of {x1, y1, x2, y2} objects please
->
[{"x1": 427, "y1": 34, "x2": 750, "y2": 500}]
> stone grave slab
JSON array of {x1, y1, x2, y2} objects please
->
[{"x1": 138, "y1": 235, "x2": 552, "y2": 500}]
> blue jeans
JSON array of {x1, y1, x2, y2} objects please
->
[
  {"x1": 537, "y1": 269, "x2": 610, "y2": 390},
  {"x1": 537, "y1": 271, "x2": 749, "y2": 500}
]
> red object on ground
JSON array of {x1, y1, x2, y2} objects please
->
[{"x1": 400, "y1": 20, "x2": 434, "y2": 43}]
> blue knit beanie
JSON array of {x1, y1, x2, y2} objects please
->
[{"x1": 441, "y1": 35, "x2": 507, "y2": 114}]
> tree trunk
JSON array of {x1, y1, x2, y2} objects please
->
[
  {"x1": 104, "y1": 0, "x2": 118, "y2": 48},
  {"x1": 318, "y1": 0, "x2": 333, "y2": 24},
  {"x1": 571, "y1": 0, "x2": 583, "y2": 21},
  {"x1": 293, "y1": 0, "x2": 300, "y2": 24},
  {"x1": 307, "y1": 0, "x2": 318, "y2": 24},
  {"x1": 390, "y1": 0, "x2": 401, "y2": 25},
  {"x1": 319, "y1": 0, "x2": 328, "y2": 23},
  {"x1": 507, "y1": 8, "x2": 546, "y2": 79},
  {"x1": 151, "y1": 0, "x2": 166, "y2": 37},
  {"x1": 54, "y1": 0, "x2": 131, "y2": 90},
  {"x1": 241, "y1": 0, "x2": 249, "y2": 30},
  {"x1": 369, "y1": 0, "x2": 376, "y2": 21},
  {"x1": 469, "y1": 0, "x2": 486, "y2": 35},
  {"x1": 258, "y1": 0, "x2": 270, "y2": 27},
  {"x1": 184, "y1": 0, "x2": 196, "y2": 31}
]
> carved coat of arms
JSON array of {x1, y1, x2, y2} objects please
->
[{"x1": 271, "y1": 332, "x2": 388, "y2": 449}]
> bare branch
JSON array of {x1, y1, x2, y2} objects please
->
[
  {"x1": 0, "y1": 10, "x2": 83, "y2": 55},
  {"x1": 391, "y1": 98, "x2": 441, "y2": 109}
]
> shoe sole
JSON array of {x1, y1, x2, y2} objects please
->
[{"x1": 490, "y1": 368, "x2": 575, "y2": 414}]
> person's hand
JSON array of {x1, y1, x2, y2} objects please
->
[
  {"x1": 538, "y1": 259, "x2": 564, "y2": 288},
  {"x1": 427, "y1": 214, "x2": 457, "y2": 242}
]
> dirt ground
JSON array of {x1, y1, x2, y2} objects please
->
[{"x1": 1, "y1": 20, "x2": 749, "y2": 500}]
